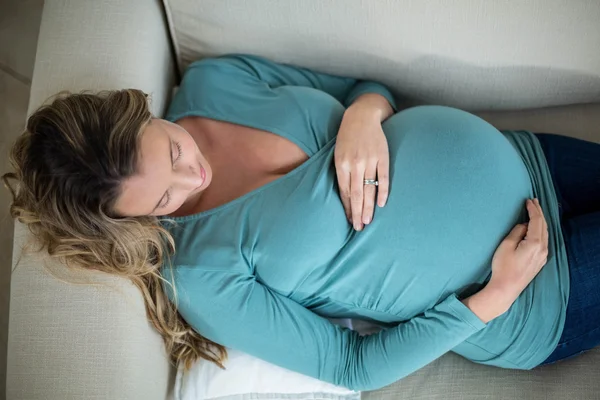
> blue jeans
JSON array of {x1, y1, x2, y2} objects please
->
[{"x1": 534, "y1": 134, "x2": 600, "y2": 365}]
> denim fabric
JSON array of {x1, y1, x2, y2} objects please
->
[{"x1": 535, "y1": 134, "x2": 600, "y2": 365}]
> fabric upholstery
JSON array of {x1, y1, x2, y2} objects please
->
[
  {"x1": 163, "y1": 0, "x2": 600, "y2": 110},
  {"x1": 28, "y1": 0, "x2": 176, "y2": 116},
  {"x1": 362, "y1": 351, "x2": 600, "y2": 400},
  {"x1": 6, "y1": 0, "x2": 177, "y2": 399},
  {"x1": 476, "y1": 103, "x2": 600, "y2": 143},
  {"x1": 8, "y1": 223, "x2": 176, "y2": 400}
]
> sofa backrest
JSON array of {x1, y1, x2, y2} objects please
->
[{"x1": 163, "y1": 0, "x2": 600, "y2": 110}]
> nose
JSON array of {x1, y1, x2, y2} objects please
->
[{"x1": 175, "y1": 164, "x2": 204, "y2": 190}]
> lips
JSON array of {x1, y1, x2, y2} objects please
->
[{"x1": 195, "y1": 162, "x2": 206, "y2": 191}]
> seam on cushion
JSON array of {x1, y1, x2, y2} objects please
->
[
  {"x1": 160, "y1": 0, "x2": 182, "y2": 78},
  {"x1": 10, "y1": 245, "x2": 24, "y2": 274}
]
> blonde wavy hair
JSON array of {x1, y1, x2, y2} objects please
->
[{"x1": 1, "y1": 89, "x2": 227, "y2": 370}]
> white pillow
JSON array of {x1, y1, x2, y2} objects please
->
[{"x1": 174, "y1": 319, "x2": 383, "y2": 400}]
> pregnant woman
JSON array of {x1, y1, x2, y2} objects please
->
[{"x1": 3, "y1": 55, "x2": 599, "y2": 391}]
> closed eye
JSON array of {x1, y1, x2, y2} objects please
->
[
  {"x1": 160, "y1": 191, "x2": 171, "y2": 209},
  {"x1": 174, "y1": 141, "x2": 183, "y2": 163},
  {"x1": 160, "y1": 141, "x2": 183, "y2": 209}
]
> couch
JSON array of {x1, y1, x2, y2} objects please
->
[{"x1": 6, "y1": 0, "x2": 600, "y2": 399}]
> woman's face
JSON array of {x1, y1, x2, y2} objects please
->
[{"x1": 114, "y1": 118, "x2": 212, "y2": 217}]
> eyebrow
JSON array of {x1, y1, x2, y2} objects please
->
[{"x1": 149, "y1": 139, "x2": 174, "y2": 214}]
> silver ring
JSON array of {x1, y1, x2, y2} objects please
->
[{"x1": 364, "y1": 179, "x2": 379, "y2": 186}]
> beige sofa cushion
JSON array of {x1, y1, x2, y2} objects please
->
[
  {"x1": 7, "y1": 0, "x2": 177, "y2": 399},
  {"x1": 9, "y1": 223, "x2": 175, "y2": 400},
  {"x1": 163, "y1": 0, "x2": 600, "y2": 110},
  {"x1": 477, "y1": 102, "x2": 600, "y2": 142},
  {"x1": 362, "y1": 350, "x2": 600, "y2": 400}
]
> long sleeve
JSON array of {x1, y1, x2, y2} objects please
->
[
  {"x1": 166, "y1": 54, "x2": 397, "y2": 155},
  {"x1": 169, "y1": 266, "x2": 486, "y2": 391},
  {"x1": 184, "y1": 54, "x2": 397, "y2": 109}
]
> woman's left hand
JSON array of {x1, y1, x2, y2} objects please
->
[{"x1": 334, "y1": 104, "x2": 390, "y2": 231}]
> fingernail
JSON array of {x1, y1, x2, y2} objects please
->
[
  {"x1": 364, "y1": 216, "x2": 371, "y2": 224},
  {"x1": 354, "y1": 223, "x2": 362, "y2": 231}
]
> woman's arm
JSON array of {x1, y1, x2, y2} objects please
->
[
  {"x1": 167, "y1": 199, "x2": 548, "y2": 391},
  {"x1": 461, "y1": 285, "x2": 513, "y2": 323},
  {"x1": 169, "y1": 54, "x2": 397, "y2": 117},
  {"x1": 169, "y1": 266, "x2": 490, "y2": 392},
  {"x1": 345, "y1": 93, "x2": 394, "y2": 123}
]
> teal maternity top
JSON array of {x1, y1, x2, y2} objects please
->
[{"x1": 161, "y1": 55, "x2": 569, "y2": 391}]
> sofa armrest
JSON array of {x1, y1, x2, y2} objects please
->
[
  {"x1": 7, "y1": 1, "x2": 176, "y2": 399},
  {"x1": 28, "y1": 0, "x2": 176, "y2": 116}
]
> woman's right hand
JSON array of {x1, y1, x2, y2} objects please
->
[
  {"x1": 488, "y1": 198, "x2": 549, "y2": 301},
  {"x1": 462, "y1": 198, "x2": 549, "y2": 323}
]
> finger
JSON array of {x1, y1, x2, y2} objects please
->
[
  {"x1": 350, "y1": 163, "x2": 366, "y2": 231},
  {"x1": 501, "y1": 223, "x2": 529, "y2": 250},
  {"x1": 534, "y1": 198, "x2": 548, "y2": 239},
  {"x1": 525, "y1": 198, "x2": 544, "y2": 247},
  {"x1": 335, "y1": 166, "x2": 352, "y2": 221},
  {"x1": 362, "y1": 163, "x2": 378, "y2": 225},
  {"x1": 376, "y1": 154, "x2": 390, "y2": 208},
  {"x1": 531, "y1": 198, "x2": 545, "y2": 242},
  {"x1": 535, "y1": 198, "x2": 549, "y2": 255}
]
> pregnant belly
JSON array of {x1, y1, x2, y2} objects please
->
[{"x1": 343, "y1": 106, "x2": 533, "y2": 320}]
